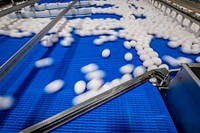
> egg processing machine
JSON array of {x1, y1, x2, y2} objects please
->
[{"x1": 0, "y1": 0, "x2": 200, "y2": 133}]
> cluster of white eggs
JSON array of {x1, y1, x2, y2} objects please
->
[
  {"x1": 163, "y1": 55, "x2": 193, "y2": 67},
  {"x1": 0, "y1": 17, "x2": 52, "y2": 38},
  {"x1": 73, "y1": 62, "x2": 152, "y2": 105},
  {"x1": 73, "y1": 63, "x2": 106, "y2": 105},
  {"x1": 73, "y1": 63, "x2": 133, "y2": 105}
]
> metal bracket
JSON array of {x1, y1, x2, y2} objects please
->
[
  {"x1": 0, "y1": 0, "x2": 38, "y2": 18},
  {"x1": 19, "y1": 68, "x2": 170, "y2": 133}
]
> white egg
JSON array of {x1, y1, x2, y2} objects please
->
[
  {"x1": 98, "y1": 82, "x2": 112, "y2": 93},
  {"x1": 119, "y1": 64, "x2": 134, "y2": 74},
  {"x1": 100, "y1": 35, "x2": 109, "y2": 42},
  {"x1": 144, "y1": 48, "x2": 153, "y2": 53},
  {"x1": 120, "y1": 74, "x2": 132, "y2": 83},
  {"x1": 61, "y1": 39, "x2": 71, "y2": 47},
  {"x1": 181, "y1": 47, "x2": 191, "y2": 54},
  {"x1": 135, "y1": 45, "x2": 143, "y2": 51},
  {"x1": 191, "y1": 48, "x2": 200, "y2": 54},
  {"x1": 22, "y1": 31, "x2": 32, "y2": 37},
  {"x1": 147, "y1": 65, "x2": 158, "y2": 71},
  {"x1": 143, "y1": 59, "x2": 154, "y2": 68},
  {"x1": 93, "y1": 39, "x2": 103, "y2": 45},
  {"x1": 163, "y1": 55, "x2": 180, "y2": 67},
  {"x1": 72, "y1": 90, "x2": 98, "y2": 105},
  {"x1": 102, "y1": 49, "x2": 110, "y2": 58},
  {"x1": 177, "y1": 57, "x2": 193, "y2": 64},
  {"x1": 44, "y1": 79, "x2": 64, "y2": 94},
  {"x1": 137, "y1": 50, "x2": 146, "y2": 56},
  {"x1": 159, "y1": 64, "x2": 169, "y2": 70},
  {"x1": 148, "y1": 51, "x2": 159, "y2": 58},
  {"x1": 41, "y1": 40, "x2": 53, "y2": 47},
  {"x1": 0, "y1": 96, "x2": 14, "y2": 111},
  {"x1": 81, "y1": 63, "x2": 99, "y2": 73},
  {"x1": 151, "y1": 57, "x2": 162, "y2": 66},
  {"x1": 74, "y1": 80, "x2": 86, "y2": 95},
  {"x1": 130, "y1": 40, "x2": 137, "y2": 47},
  {"x1": 140, "y1": 54, "x2": 150, "y2": 61},
  {"x1": 50, "y1": 34, "x2": 59, "y2": 43},
  {"x1": 124, "y1": 52, "x2": 133, "y2": 61},
  {"x1": 110, "y1": 78, "x2": 121, "y2": 88},
  {"x1": 149, "y1": 78, "x2": 157, "y2": 83},
  {"x1": 87, "y1": 79, "x2": 104, "y2": 90},
  {"x1": 167, "y1": 41, "x2": 180, "y2": 48},
  {"x1": 133, "y1": 66, "x2": 146, "y2": 77},
  {"x1": 195, "y1": 56, "x2": 200, "y2": 63},
  {"x1": 85, "y1": 70, "x2": 105, "y2": 80},
  {"x1": 109, "y1": 35, "x2": 117, "y2": 41},
  {"x1": 35, "y1": 58, "x2": 54, "y2": 68},
  {"x1": 124, "y1": 41, "x2": 131, "y2": 49}
]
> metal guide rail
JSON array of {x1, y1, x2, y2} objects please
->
[
  {"x1": 20, "y1": 68, "x2": 170, "y2": 133},
  {"x1": 0, "y1": 0, "x2": 78, "y2": 80},
  {"x1": 0, "y1": 0, "x2": 39, "y2": 18},
  {"x1": 148, "y1": 0, "x2": 200, "y2": 37}
]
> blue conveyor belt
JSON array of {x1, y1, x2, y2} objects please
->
[
  {"x1": 0, "y1": 32, "x2": 178, "y2": 132},
  {"x1": 1, "y1": 0, "x2": 198, "y2": 132}
]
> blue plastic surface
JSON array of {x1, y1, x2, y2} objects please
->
[{"x1": 0, "y1": 1, "x2": 190, "y2": 132}]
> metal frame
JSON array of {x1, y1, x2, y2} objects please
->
[
  {"x1": 161, "y1": 63, "x2": 200, "y2": 132},
  {"x1": 148, "y1": 0, "x2": 200, "y2": 36},
  {"x1": 0, "y1": 0, "x2": 39, "y2": 18},
  {"x1": 19, "y1": 68, "x2": 169, "y2": 133},
  {"x1": 0, "y1": 0, "x2": 78, "y2": 80}
]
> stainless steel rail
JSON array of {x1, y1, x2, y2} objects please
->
[
  {"x1": 0, "y1": 0, "x2": 39, "y2": 18},
  {"x1": 0, "y1": 0, "x2": 78, "y2": 80},
  {"x1": 148, "y1": 0, "x2": 200, "y2": 36},
  {"x1": 19, "y1": 68, "x2": 170, "y2": 133}
]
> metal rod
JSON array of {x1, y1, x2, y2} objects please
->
[
  {"x1": 154, "y1": 0, "x2": 200, "y2": 26},
  {"x1": 19, "y1": 68, "x2": 169, "y2": 133},
  {"x1": 0, "y1": 0, "x2": 38, "y2": 18},
  {"x1": 0, "y1": 0, "x2": 78, "y2": 80}
]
